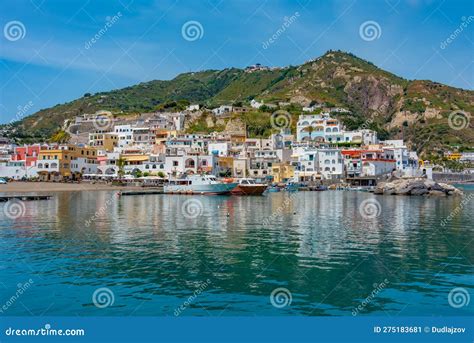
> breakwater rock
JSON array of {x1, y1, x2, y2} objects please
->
[{"x1": 374, "y1": 178, "x2": 463, "y2": 196}]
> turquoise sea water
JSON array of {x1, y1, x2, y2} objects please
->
[{"x1": 0, "y1": 191, "x2": 473, "y2": 316}]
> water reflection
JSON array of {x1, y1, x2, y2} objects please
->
[{"x1": 0, "y1": 191, "x2": 473, "y2": 316}]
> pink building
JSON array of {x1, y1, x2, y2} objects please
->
[{"x1": 12, "y1": 145, "x2": 41, "y2": 166}]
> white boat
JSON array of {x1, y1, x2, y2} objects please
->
[{"x1": 164, "y1": 175, "x2": 238, "y2": 195}]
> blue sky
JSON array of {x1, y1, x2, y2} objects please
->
[{"x1": 0, "y1": 0, "x2": 473, "y2": 124}]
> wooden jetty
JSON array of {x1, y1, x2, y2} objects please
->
[{"x1": 0, "y1": 195, "x2": 52, "y2": 202}]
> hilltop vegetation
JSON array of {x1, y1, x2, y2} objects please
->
[{"x1": 3, "y1": 50, "x2": 473, "y2": 157}]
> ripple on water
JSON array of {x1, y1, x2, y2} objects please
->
[{"x1": 0, "y1": 190, "x2": 473, "y2": 315}]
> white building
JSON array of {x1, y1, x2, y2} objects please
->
[
  {"x1": 186, "y1": 104, "x2": 200, "y2": 111},
  {"x1": 302, "y1": 104, "x2": 322, "y2": 112},
  {"x1": 296, "y1": 113, "x2": 377, "y2": 144},
  {"x1": 318, "y1": 148, "x2": 344, "y2": 179},
  {"x1": 70, "y1": 157, "x2": 98, "y2": 175},
  {"x1": 250, "y1": 99, "x2": 263, "y2": 109},
  {"x1": 208, "y1": 142, "x2": 230, "y2": 157},
  {"x1": 212, "y1": 105, "x2": 233, "y2": 116},
  {"x1": 132, "y1": 127, "x2": 153, "y2": 146},
  {"x1": 460, "y1": 152, "x2": 474, "y2": 162},
  {"x1": 381, "y1": 140, "x2": 418, "y2": 174},
  {"x1": 171, "y1": 113, "x2": 185, "y2": 131},
  {"x1": 293, "y1": 148, "x2": 343, "y2": 181},
  {"x1": 36, "y1": 159, "x2": 60, "y2": 174},
  {"x1": 164, "y1": 154, "x2": 218, "y2": 176},
  {"x1": 0, "y1": 161, "x2": 38, "y2": 179},
  {"x1": 114, "y1": 125, "x2": 133, "y2": 148},
  {"x1": 297, "y1": 113, "x2": 341, "y2": 142}
]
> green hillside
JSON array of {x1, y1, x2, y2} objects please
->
[{"x1": 3, "y1": 50, "x2": 473, "y2": 156}]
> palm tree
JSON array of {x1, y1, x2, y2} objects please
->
[
  {"x1": 303, "y1": 125, "x2": 315, "y2": 141},
  {"x1": 116, "y1": 157, "x2": 126, "y2": 180}
]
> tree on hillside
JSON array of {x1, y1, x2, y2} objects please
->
[{"x1": 49, "y1": 130, "x2": 70, "y2": 144}]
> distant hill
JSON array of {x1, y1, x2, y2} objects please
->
[{"x1": 4, "y1": 50, "x2": 473, "y2": 157}]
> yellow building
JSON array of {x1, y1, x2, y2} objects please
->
[
  {"x1": 154, "y1": 129, "x2": 177, "y2": 145},
  {"x1": 121, "y1": 154, "x2": 149, "y2": 165},
  {"x1": 271, "y1": 163, "x2": 294, "y2": 183},
  {"x1": 89, "y1": 133, "x2": 105, "y2": 148},
  {"x1": 37, "y1": 145, "x2": 99, "y2": 180},
  {"x1": 37, "y1": 147, "x2": 74, "y2": 180},
  {"x1": 104, "y1": 133, "x2": 118, "y2": 152},
  {"x1": 67, "y1": 145, "x2": 98, "y2": 159},
  {"x1": 446, "y1": 153, "x2": 462, "y2": 161}
]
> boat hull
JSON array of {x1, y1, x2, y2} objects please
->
[
  {"x1": 164, "y1": 182, "x2": 238, "y2": 195},
  {"x1": 231, "y1": 184, "x2": 267, "y2": 196},
  {"x1": 266, "y1": 187, "x2": 280, "y2": 193}
]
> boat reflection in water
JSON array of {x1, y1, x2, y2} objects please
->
[{"x1": 164, "y1": 175, "x2": 237, "y2": 195}]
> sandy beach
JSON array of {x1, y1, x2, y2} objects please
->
[{"x1": 0, "y1": 182, "x2": 144, "y2": 194}]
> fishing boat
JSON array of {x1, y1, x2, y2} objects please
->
[
  {"x1": 231, "y1": 178, "x2": 268, "y2": 195},
  {"x1": 308, "y1": 185, "x2": 328, "y2": 191},
  {"x1": 164, "y1": 175, "x2": 238, "y2": 195},
  {"x1": 265, "y1": 183, "x2": 281, "y2": 193},
  {"x1": 285, "y1": 182, "x2": 300, "y2": 192}
]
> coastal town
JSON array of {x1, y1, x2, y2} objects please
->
[{"x1": 0, "y1": 102, "x2": 472, "y2": 191}]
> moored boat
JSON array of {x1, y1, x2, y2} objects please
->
[
  {"x1": 308, "y1": 185, "x2": 328, "y2": 191},
  {"x1": 285, "y1": 182, "x2": 300, "y2": 192},
  {"x1": 231, "y1": 178, "x2": 268, "y2": 195},
  {"x1": 265, "y1": 184, "x2": 281, "y2": 193},
  {"x1": 164, "y1": 175, "x2": 237, "y2": 195}
]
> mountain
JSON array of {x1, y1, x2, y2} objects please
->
[{"x1": 4, "y1": 50, "x2": 473, "y2": 157}]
